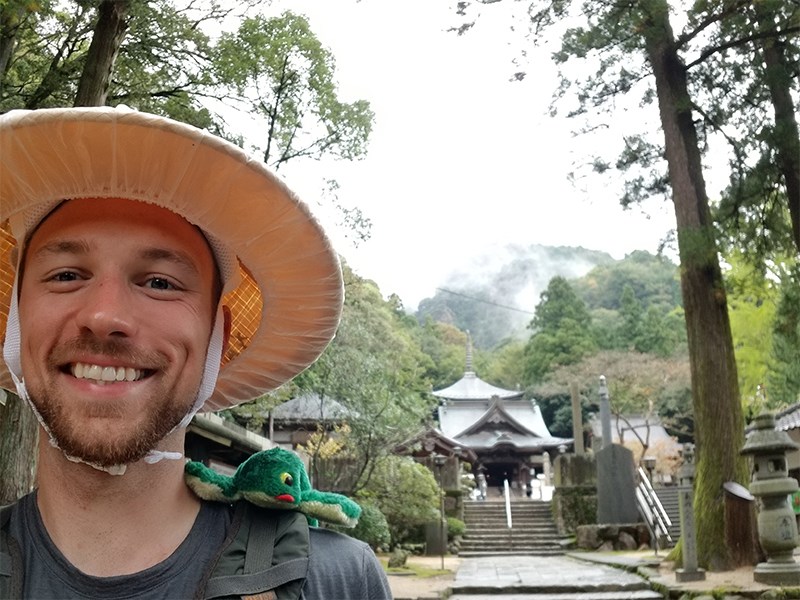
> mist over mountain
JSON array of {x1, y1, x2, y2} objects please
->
[{"x1": 414, "y1": 244, "x2": 615, "y2": 349}]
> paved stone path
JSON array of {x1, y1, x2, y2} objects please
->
[{"x1": 449, "y1": 555, "x2": 663, "y2": 600}]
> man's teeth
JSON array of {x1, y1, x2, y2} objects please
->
[{"x1": 71, "y1": 363, "x2": 143, "y2": 383}]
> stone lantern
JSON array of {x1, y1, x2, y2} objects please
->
[{"x1": 741, "y1": 412, "x2": 800, "y2": 585}]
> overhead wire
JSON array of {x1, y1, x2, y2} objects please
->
[{"x1": 434, "y1": 287, "x2": 536, "y2": 315}]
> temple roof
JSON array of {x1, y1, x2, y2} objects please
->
[
  {"x1": 775, "y1": 403, "x2": 800, "y2": 431},
  {"x1": 432, "y1": 332, "x2": 523, "y2": 402},
  {"x1": 270, "y1": 393, "x2": 351, "y2": 422},
  {"x1": 438, "y1": 396, "x2": 570, "y2": 450},
  {"x1": 455, "y1": 429, "x2": 570, "y2": 452},
  {"x1": 439, "y1": 397, "x2": 548, "y2": 438},
  {"x1": 432, "y1": 371, "x2": 523, "y2": 401}
]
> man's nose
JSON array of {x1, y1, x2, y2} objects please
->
[{"x1": 75, "y1": 277, "x2": 137, "y2": 338}]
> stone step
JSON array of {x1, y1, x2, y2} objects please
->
[
  {"x1": 465, "y1": 523, "x2": 559, "y2": 529},
  {"x1": 461, "y1": 501, "x2": 563, "y2": 557},
  {"x1": 465, "y1": 503, "x2": 554, "y2": 508},
  {"x1": 459, "y1": 546, "x2": 564, "y2": 554},
  {"x1": 460, "y1": 541, "x2": 564, "y2": 550},
  {"x1": 458, "y1": 550, "x2": 566, "y2": 557},
  {"x1": 463, "y1": 536, "x2": 561, "y2": 544},
  {"x1": 464, "y1": 527, "x2": 559, "y2": 533},
  {"x1": 464, "y1": 516, "x2": 553, "y2": 520},
  {"x1": 450, "y1": 591, "x2": 663, "y2": 600},
  {"x1": 460, "y1": 537, "x2": 561, "y2": 545},
  {"x1": 450, "y1": 582, "x2": 652, "y2": 594}
]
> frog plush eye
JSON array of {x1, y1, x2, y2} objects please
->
[{"x1": 280, "y1": 472, "x2": 293, "y2": 487}]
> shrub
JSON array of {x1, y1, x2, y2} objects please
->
[
  {"x1": 447, "y1": 517, "x2": 466, "y2": 539},
  {"x1": 342, "y1": 503, "x2": 390, "y2": 551},
  {"x1": 356, "y1": 456, "x2": 439, "y2": 548}
]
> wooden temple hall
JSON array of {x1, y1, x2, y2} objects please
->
[{"x1": 432, "y1": 338, "x2": 572, "y2": 496}]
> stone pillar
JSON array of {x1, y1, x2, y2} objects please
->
[
  {"x1": 675, "y1": 444, "x2": 705, "y2": 582},
  {"x1": 543, "y1": 452, "x2": 552, "y2": 486},
  {"x1": 570, "y1": 381, "x2": 585, "y2": 455},
  {"x1": 599, "y1": 375, "x2": 612, "y2": 449}
]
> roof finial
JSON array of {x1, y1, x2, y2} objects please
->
[{"x1": 465, "y1": 330, "x2": 474, "y2": 374}]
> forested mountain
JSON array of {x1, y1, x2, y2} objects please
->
[
  {"x1": 415, "y1": 244, "x2": 614, "y2": 349},
  {"x1": 415, "y1": 245, "x2": 681, "y2": 351}
]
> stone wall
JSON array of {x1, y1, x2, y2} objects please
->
[
  {"x1": 552, "y1": 485, "x2": 597, "y2": 535},
  {"x1": 575, "y1": 523, "x2": 651, "y2": 551},
  {"x1": 552, "y1": 454, "x2": 597, "y2": 535}
]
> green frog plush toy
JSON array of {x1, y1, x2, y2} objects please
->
[{"x1": 185, "y1": 447, "x2": 361, "y2": 527}]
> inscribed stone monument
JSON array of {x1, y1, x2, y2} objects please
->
[{"x1": 596, "y1": 444, "x2": 639, "y2": 524}]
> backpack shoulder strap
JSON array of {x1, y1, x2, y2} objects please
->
[
  {"x1": 0, "y1": 503, "x2": 23, "y2": 600},
  {"x1": 202, "y1": 502, "x2": 310, "y2": 600}
]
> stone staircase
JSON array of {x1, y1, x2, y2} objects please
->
[
  {"x1": 650, "y1": 485, "x2": 688, "y2": 544},
  {"x1": 460, "y1": 499, "x2": 565, "y2": 557}
]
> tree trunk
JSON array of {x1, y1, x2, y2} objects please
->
[
  {"x1": 0, "y1": 5, "x2": 22, "y2": 96},
  {"x1": 0, "y1": 1, "x2": 131, "y2": 506},
  {"x1": 752, "y1": 6, "x2": 800, "y2": 253},
  {"x1": 74, "y1": 0, "x2": 130, "y2": 107},
  {"x1": 642, "y1": 2, "x2": 749, "y2": 571},
  {"x1": 0, "y1": 392, "x2": 38, "y2": 504}
]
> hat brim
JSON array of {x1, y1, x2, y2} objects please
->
[{"x1": 0, "y1": 106, "x2": 343, "y2": 412}]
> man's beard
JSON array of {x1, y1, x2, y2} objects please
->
[{"x1": 28, "y1": 336, "x2": 199, "y2": 468}]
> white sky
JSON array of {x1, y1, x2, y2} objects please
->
[{"x1": 246, "y1": 1, "x2": 730, "y2": 310}]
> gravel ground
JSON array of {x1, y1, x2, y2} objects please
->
[{"x1": 385, "y1": 555, "x2": 461, "y2": 600}]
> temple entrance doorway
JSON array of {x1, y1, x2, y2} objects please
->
[{"x1": 482, "y1": 461, "x2": 518, "y2": 497}]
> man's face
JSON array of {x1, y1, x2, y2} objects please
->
[{"x1": 18, "y1": 198, "x2": 218, "y2": 467}]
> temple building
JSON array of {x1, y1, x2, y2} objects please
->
[{"x1": 433, "y1": 338, "x2": 572, "y2": 495}]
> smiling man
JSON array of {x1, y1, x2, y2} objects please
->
[{"x1": 0, "y1": 107, "x2": 392, "y2": 599}]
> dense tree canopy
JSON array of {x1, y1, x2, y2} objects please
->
[
  {"x1": 0, "y1": 0, "x2": 375, "y2": 502},
  {"x1": 524, "y1": 276, "x2": 596, "y2": 381},
  {"x1": 213, "y1": 12, "x2": 373, "y2": 169}
]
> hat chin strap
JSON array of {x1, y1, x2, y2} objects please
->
[
  {"x1": 2, "y1": 275, "x2": 225, "y2": 476},
  {"x1": 144, "y1": 304, "x2": 225, "y2": 465}
]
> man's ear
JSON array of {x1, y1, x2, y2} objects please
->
[{"x1": 222, "y1": 305, "x2": 232, "y2": 356}]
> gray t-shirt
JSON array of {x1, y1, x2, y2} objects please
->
[{"x1": 8, "y1": 491, "x2": 391, "y2": 599}]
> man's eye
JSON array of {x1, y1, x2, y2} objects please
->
[
  {"x1": 51, "y1": 271, "x2": 79, "y2": 282},
  {"x1": 146, "y1": 277, "x2": 175, "y2": 291}
]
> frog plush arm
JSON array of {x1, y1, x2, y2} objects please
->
[
  {"x1": 185, "y1": 447, "x2": 362, "y2": 528},
  {"x1": 299, "y1": 489, "x2": 361, "y2": 528},
  {"x1": 184, "y1": 460, "x2": 240, "y2": 501}
]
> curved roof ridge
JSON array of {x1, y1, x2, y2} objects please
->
[{"x1": 432, "y1": 371, "x2": 522, "y2": 401}]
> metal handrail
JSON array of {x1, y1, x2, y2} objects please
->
[
  {"x1": 635, "y1": 467, "x2": 673, "y2": 553},
  {"x1": 503, "y1": 479, "x2": 513, "y2": 528}
]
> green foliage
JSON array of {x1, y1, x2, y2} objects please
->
[
  {"x1": 572, "y1": 251, "x2": 682, "y2": 313},
  {"x1": 530, "y1": 276, "x2": 592, "y2": 333},
  {"x1": 767, "y1": 264, "x2": 800, "y2": 409},
  {"x1": 411, "y1": 320, "x2": 469, "y2": 391},
  {"x1": 340, "y1": 502, "x2": 390, "y2": 551},
  {"x1": 415, "y1": 245, "x2": 613, "y2": 350},
  {"x1": 482, "y1": 338, "x2": 526, "y2": 391},
  {"x1": 724, "y1": 252, "x2": 779, "y2": 415},
  {"x1": 212, "y1": 11, "x2": 373, "y2": 168},
  {"x1": 355, "y1": 456, "x2": 439, "y2": 549},
  {"x1": 524, "y1": 276, "x2": 596, "y2": 382},
  {"x1": 446, "y1": 517, "x2": 465, "y2": 539},
  {"x1": 0, "y1": 2, "x2": 373, "y2": 172},
  {"x1": 552, "y1": 486, "x2": 597, "y2": 533},
  {"x1": 531, "y1": 350, "x2": 693, "y2": 441},
  {"x1": 289, "y1": 264, "x2": 437, "y2": 493}
]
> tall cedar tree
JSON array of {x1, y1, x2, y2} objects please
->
[
  {"x1": 642, "y1": 5, "x2": 748, "y2": 570},
  {"x1": 456, "y1": 0, "x2": 772, "y2": 568}
]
